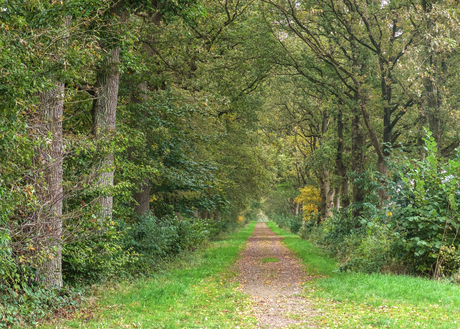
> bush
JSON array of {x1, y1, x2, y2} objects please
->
[
  {"x1": 273, "y1": 214, "x2": 303, "y2": 234},
  {"x1": 121, "y1": 213, "x2": 211, "y2": 271},
  {"x1": 288, "y1": 215, "x2": 303, "y2": 234},
  {"x1": 62, "y1": 220, "x2": 135, "y2": 285},
  {"x1": 0, "y1": 261, "x2": 84, "y2": 328},
  {"x1": 387, "y1": 130, "x2": 460, "y2": 276}
]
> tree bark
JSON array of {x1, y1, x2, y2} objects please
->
[
  {"x1": 335, "y1": 105, "x2": 349, "y2": 208},
  {"x1": 93, "y1": 47, "x2": 120, "y2": 219},
  {"x1": 333, "y1": 187, "x2": 340, "y2": 210},
  {"x1": 37, "y1": 83, "x2": 64, "y2": 288},
  {"x1": 130, "y1": 5, "x2": 164, "y2": 215},
  {"x1": 422, "y1": 0, "x2": 443, "y2": 147},
  {"x1": 130, "y1": 81, "x2": 151, "y2": 216},
  {"x1": 133, "y1": 178, "x2": 150, "y2": 216},
  {"x1": 351, "y1": 107, "x2": 365, "y2": 218},
  {"x1": 319, "y1": 170, "x2": 334, "y2": 220}
]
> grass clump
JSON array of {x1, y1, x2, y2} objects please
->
[
  {"x1": 267, "y1": 221, "x2": 460, "y2": 328},
  {"x1": 261, "y1": 257, "x2": 279, "y2": 263},
  {"x1": 42, "y1": 222, "x2": 258, "y2": 329}
]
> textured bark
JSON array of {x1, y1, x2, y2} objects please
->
[
  {"x1": 133, "y1": 178, "x2": 150, "y2": 216},
  {"x1": 319, "y1": 171, "x2": 332, "y2": 221},
  {"x1": 335, "y1": 106, "x2": 349, "y2": 208},
  {"x1": 129, "y1": 3, "x2": 164, "y2": 215},
  {"x1": 422, "y1": 0, "x2": 443, "y2": 147},
  {"x1": 423, "y1": 51, "x2": 443, "y2": 148},
  {"x1": 131, "y1": 81, "x2": 151, "y2": 216},
  {"x1": 351, "y1": 109, "x2": 365, "y2": 218},
  {"x1": 37, "y1": 83, "x2": 64, "y2": 288},
  {"x1": 94, "y1": 47, "x2": 120, "y2": 219},
  {"x1": 318, "y1": 111, "x2": 333, "y2": 221},
  {"x1": 333, "y1": 187, "x2": 340, "y2": 210}
]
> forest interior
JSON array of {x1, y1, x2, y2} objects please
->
[{"x1": 3, "y1": 0, "x2": 460, "y2": 328}]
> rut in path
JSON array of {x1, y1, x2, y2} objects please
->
[{"x1": 236, "y1": 222, "x2": 318, "y2": 328}]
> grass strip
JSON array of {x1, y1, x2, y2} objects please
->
[
  {"x1": 43, "y1": 222, "x2": 257, "y2": 329},
  {"x1": 267, "y1": 221, "x2": 460, "y2": 328},
  {"x1": 261, "y1": 257, "x2": 279, "y2": 263}
]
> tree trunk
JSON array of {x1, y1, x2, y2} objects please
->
[
  {"x1": 93, "y1": 47, "x2": 120, "y2": 219},
  {"x1": 335, "y1": 105, "x2": 349, "y2": 208},
  {"x1": 320, "y1": 170, "x2": 333, "y2": 221},
  {"x1": 351, "y1": 108, "x2": 365, "y2": 218},
  {"x1": 133, "y1": 177, "x2": 150, "y2": 216},
  {"x1": 130, "y1": 5, "x2": 164, "y2": 215},
  {"x1": 424, "y1": 55, "x2": 443, "y2": 147},
  {"x1": 37, "y1": 83, "x2": 64, "y2": 288},
  {"x1": 130, "y1": 81, "x2": 151, "y2": 216},
  {"x1": 318, "y1": 110, "x2": 332, "y2": 222},
  {"x1": 333, "y1": 187, "x2": 340, "y2": 210},
  {"x1": 422, "y1": 0, "x2": 443, "y2": 147}
]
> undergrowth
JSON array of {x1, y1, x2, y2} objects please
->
[{"x1": 40, "y1": 222, "x2": 258, "y2": 329}]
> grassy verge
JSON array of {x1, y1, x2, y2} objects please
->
[
  {"x1": 267, "y1": 222, "x2": 460, "y2": 329},
  {"x1": 42, "y1": 222, "x2": 257, "y2": 329}
]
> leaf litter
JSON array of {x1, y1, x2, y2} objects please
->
[{"x1": 236, "y1": 222, "x2": 319, "y2": 328}]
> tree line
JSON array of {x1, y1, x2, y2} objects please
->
[
  {"x1": 1, "y1": 2, "x2": 272, "y2": 323},
  {"x1": 2, "y1": 0, "x2": 460, "y2": 326}
]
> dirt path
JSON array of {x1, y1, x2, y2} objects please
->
[{"x1": 236, "y1": 222, "x2": 317, "y2": 328}]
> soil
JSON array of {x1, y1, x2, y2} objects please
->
[{"x1": 236, "y1": 222, "x2": 318, "y2": 328}]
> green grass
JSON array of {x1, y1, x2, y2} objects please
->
[
  {"x1": 267, "y1": 221, "x2": 460, "y2": 328},
  {"x1": 43, "y1": 222, "x2": 258, "y2": 329},
  {"x1": 261, "y1": 257, "x2": 279, "y2": 263}
]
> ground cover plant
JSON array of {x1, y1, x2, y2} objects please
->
[
  {"x1": 268, "y1": 222, "x2": 460, "y2": 328},
  {"x1": 40, "y1": 222, "x2": 257, "y2": 329}
]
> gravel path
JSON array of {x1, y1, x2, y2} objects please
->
[{"x1": 236, "y1": 222, "x2": 318, "y2": 328}]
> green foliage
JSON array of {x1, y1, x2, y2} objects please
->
[
  {"x1": 389, "y1": 129, "x2": 460, "y2": 275},
  {"x1": 120, "y1": 214, "x2": 211, "y2": 271},
  {"x1": 272, "y1": 213, "x2": 303, "y2": 234},
  {"x1": 62, "y1": 220, "x2": 135, "y2": 285},
  {"x1": 292, "y1": 131, "x2": 460, "y2": 277},
  {"x1": 0, "y1": 276, "x2": 83, "y2": 328}
]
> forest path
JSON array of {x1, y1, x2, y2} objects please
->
[{"x1": 236, "y1": 222, "x2": 317, "y2": 328}]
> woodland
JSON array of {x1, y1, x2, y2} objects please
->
[{"x1": 2, "y1": 0, "x2": 460, "y2": 327}]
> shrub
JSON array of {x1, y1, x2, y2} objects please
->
[
  {"x1": 0, "y1": 262, "x2": 84, "y2": 328},
  {"x1": 289, "y1": 215, "x2": 303, "y2": 234},
  {"x1": 62, "y1": 219, "x2": 135, "y2": 285},
  {"x1": 121, "y1": 213, "x2": 211, "y2": 271},
  {"x1": 273, "y1": 214, "x2": 303, "y2": 234},
  {"x1": 388, "y1": 130, "x2": 460, "y2": 276}
]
